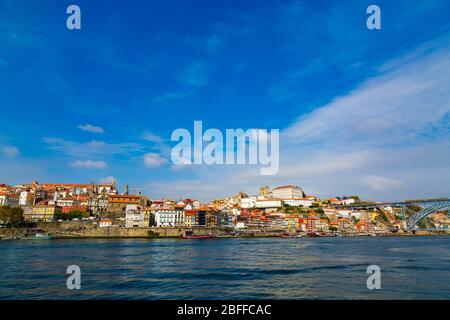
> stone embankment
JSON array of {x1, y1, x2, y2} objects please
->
[{"x1": 1, "y1": 221, "x2": 448, "y2": 239}]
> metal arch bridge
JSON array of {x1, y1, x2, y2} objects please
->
[{"x1": 336, "y1": 198, "x2": 450, "y2": 230}]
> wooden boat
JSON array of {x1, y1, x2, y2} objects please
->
[{"x1": 182, "y1": 230, "x2": 213, "y2": 239}]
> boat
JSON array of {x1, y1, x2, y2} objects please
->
[
  {"x1": 182, "y1": 230, "x2": 213, "y2": 239},
  {"x1": 357, "y1": 232, "x2": 372, "y2": 237},
  {"x1": 22, "y1": 229, "x2": 54, "y2": 240}
]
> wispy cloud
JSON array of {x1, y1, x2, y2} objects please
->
[
  {"x1": 283, "y1": 38, "x2": 450, "y2": 148},
  {"x1": 176, "y1": 60, "x2": 211, "y2": 87},
  {"x1": 143, "y1": 153, "x2": 166, "y2": 168},
  {"x1": 1, "y1": 146, "x2": 19, "y2": 157},
  {"x1": 43, "y1": 138, "x2": 142, "y2": 157},
  {"x1": 140, "y1": 131, "x2": 164, "y2": 143},
  {"x1": 99, "y1": 176, "x2": 115, "y2": 184},
  {"x1": 70, "y1": 160, "x2": 107, "y2": 169},
  {"x1": 146, "y1": 36, "x2": 450, "y2": 202},
  {"x1": 78, "y1": 124, "x2": 104, "y2": 134}
]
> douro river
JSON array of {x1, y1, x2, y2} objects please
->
[{"x1": 0, "y1": 236, "x2": 448, "y2": 299}]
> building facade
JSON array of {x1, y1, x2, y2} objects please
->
[
  {"x1": 154, "y1": 207, "x2": 184, "y2": 227},
  {"x1": 29, "y1": 203, "x2": 62, "y2": 222},
  {"x1": 0, "y1": 192, "x2": 19, "y2": 206},
  {"x1": 272, "y1": 185, "x2": 305, "y2": 199}
]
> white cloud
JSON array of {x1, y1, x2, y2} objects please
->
[
  {"x1": 43, "y1": 138, "x2": 142, "y2": 157},
  {"x1": 363, "y1": 175, "x2": 406, "y2": 193},
  {"x1": 283, "y1": 40, "x2": 450, "y2": 147},
  {"x1": 1, "y1": 146, "x2": 19, "y2": 157},
  {"x1": 70, "y1": 160, "x2": 107, "y2": 169},
  {"x1": 145, "y1": 37, "x2": 450, "y2": 202},
  {"x1": 144, "y1": 153, "x2": 166, "y2": 168},
  {"x1": 78, "y1": 124, "x2": 104, "y2": 134},
  {"x1": 99, "y1": 176, "x2": 115, "y2": 184},
  {"x1": 141, "y1": 131, "x2": 164, "y2": 143}
]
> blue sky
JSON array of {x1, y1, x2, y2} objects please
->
[{"x1": 1, "y1": 0, "x2": 450, "y2": 201}]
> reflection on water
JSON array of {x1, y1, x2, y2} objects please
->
[{"x1": 0, "y1": 237, "x2": 449, "y2": 299}]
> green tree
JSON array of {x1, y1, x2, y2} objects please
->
[
  {"x1": 0, "y1": 206, "x2": 23, "y2": 227},
  {"x1": 64, "y1": 210, "x2": 87, "y2": 220}
]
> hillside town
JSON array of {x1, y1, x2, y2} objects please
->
[{"x1": 0, "y1": 181, "x2": 449, "y2": 238}]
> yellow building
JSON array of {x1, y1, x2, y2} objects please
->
[
  {"x1": 370, "y1": 212, "x2": 378, "y2": 221},
  {"x1": 141, "y1": 207, "x2": 151, "y2": 227},
  {"x1": 286, "y1": 214, "x2": 300, "y2": 230},
  {"x1": 184, "y1": 210, "x2": 197, "y2": 227},
  {"x1": 30, "y1": 203, "x2": 62, "y2": 222}
]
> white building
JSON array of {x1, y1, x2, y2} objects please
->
[
  {"x1": 235, "y1": 222, "x2": 246, "y2": 229},
  {"x1": 125, "y1": 205, "x2": 145, "y2": 228},
  {"x1": 282, "y1": 198, "x2": 314, "y2": 207},
  {"x1": 19, "y1": 191, "x2": 33, "y2": 206},
  {"x1": 56, "y1": 197, "x2": 81, "y2": 207},
  {"x1": 0, "y1": 192, "x2": 19, "y2": 206},
  {"x1": 240, "y1": 196, "x2": 257, "y2": 208},
  {"x1": 342, "y1": 198, "x2": 356, "y2": 205},
  {"x1": 349, "y1": 211, "x2": 365, "y2": 219},
  {"x1": 255, "y1": 199, "x2": 282, "y2": 208},
  {"x1": 336, "y1": 210, "x2": 352, "y2": 218},
  {"x1": 232, "y1": 207, "x2": 241, "y2": 216},
  {"x1": 154, "y1": 207, "x2": 184, "y2": 227},
  {"x1": 53, "y1": 190, "x2": 69, "y2": 201},
  {"x1": 272, "y1": 185, "x2": 305, "y2": 199},
  {"x1": 99, "y1": 218, "x2": 112, "y2": 227}
]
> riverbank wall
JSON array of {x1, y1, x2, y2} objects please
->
[{"x1": 1, "y1": 222, "x2": 448, "y2": 239}]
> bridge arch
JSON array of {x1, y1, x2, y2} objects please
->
[{"x1": 406, "y1": 200, "x2": 450, "y2": 230}]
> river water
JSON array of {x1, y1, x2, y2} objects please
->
[{"x1": 0, "y1": 236, "x2": 448, "y2": 299}]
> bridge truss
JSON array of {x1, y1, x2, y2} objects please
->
[
  {"x1": 337, "y1": 199, "x2": 450, "y2": 230},
  {"x1": 405, "y1": 200, "x2": 450, "y2": 230}
]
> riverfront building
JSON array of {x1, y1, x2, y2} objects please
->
[
  {"x1": 29, "y1": 201, "x2": 62, "y2": 222},
  {"x1": 0, "y1": 192, "x2": 19, "y2": 206}
]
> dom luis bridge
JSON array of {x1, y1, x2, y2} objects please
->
[{"x1": 337, "y1": 198, "x2": 450, "y2": 230}]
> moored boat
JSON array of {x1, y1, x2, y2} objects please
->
[
  {"x1": 182, "y1": 230, "x2": 213, "y2": 239},
  {"x1": 22, "y1": 229, "x2": 54, "y2": 240}
]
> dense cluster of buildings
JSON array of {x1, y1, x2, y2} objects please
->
[{"x1": 1, "y1": 182, "x2": 449, "y2": 234}]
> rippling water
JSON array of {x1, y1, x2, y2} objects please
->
[{"x1": 0, "y1": 236, "x2": 449, "y2": 299}]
